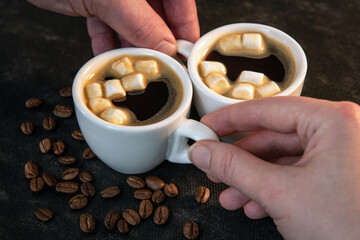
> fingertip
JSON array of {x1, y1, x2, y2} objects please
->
[
  {"x1": 188, "y1": 143, "x2": 210, "y2": 169},
  {"x1": 154, "y1": 40, "x2": 177, "y2": 56}
]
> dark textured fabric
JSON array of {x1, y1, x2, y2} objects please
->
[{"x1": 0, "y1": 0, "x2": 359, "y2": 239}]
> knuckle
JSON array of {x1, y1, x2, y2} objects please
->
[
  {"x1": 335, "y1": 101, "x2": 360, "y2": 122},
  {"x1": 131, "y1": 18, "x2": 157, "y2": 44},
  {"x1": 218, "y1": 151, "x2": 237, "y2": 185}
]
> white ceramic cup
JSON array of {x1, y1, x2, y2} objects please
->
[
  {"x1": 73, "y1": 48, "x2": 218, "y2": 174},
  {"x1": 177, "y1": 23, "x2": 308, "y2": 117}
]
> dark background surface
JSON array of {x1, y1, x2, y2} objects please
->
[{"x1": 0, "y1": 0, "x2": 359, "y2": 239}]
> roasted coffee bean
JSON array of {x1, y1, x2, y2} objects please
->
[
  {"x1": 164, "y1": 183, "x2": 179, "y2": 197},
  {"x1": 79, "y1": 171, "x2": 93, "y2": 183},
  {"x1": 122, "y1": 209, "x2": 141, "y2": 226},
  {"x1": 25, "y1": 98, "x2": 42, "y2": 108},
  {"x1": 24, "y1": 161, "x2": 39, "y2": 179},
  {"x1": 43, "y1": 116, "x2": 56, "y2": 131},
  {"x1": 139, "y1": 200, "x2": 153, "y2": 219},
  {"x1": 62, "y1": 168, "x2": 79, "y2": 180},
  {"x1": 195, "y1": 186, "x2": 210, "y2": 203},
  {"x1": 117, "y1": 219, "x2": 129, "y2": 234},
  {"x1": 69, "y1": 194, "x2": 88, "y2": 210},
  {"x1": 59, "y1": 86, "x2": 72, "y2": 97},
  {"x1": 54, "y1": 105, "x2": 73, "y2": 118},
  {"x1": 55, "y1": 181, "x2": 79, "y2": 194},
  {"x1": 101, "y1": 186, "x2": 120, "y2": 199},
  {"x1": 145, "y1": 176, "x2": 165, "y2": 191},
  {"x1": 153, "y1": 205, "x2": 169, "y2": 225},
  {"x1": 183, "y1": 221, "x2": 200, "y2": 239},
  {"x1": 81, "y1": 182, "x2": 96, "y2": 197},
  {"x1": 53, "y1": 140, "x2": 65, "y2": 155},
  {"x1": 30, "y1": 176, "x2": 45, "y2": 192},
  {"x1": 42, "y1": 172, "x2": 57, "y2": 187},
  {"x1": 104, "y1": 210, "x2": 121, "y2": 230},
  {"x1": 152, "y1": 190, "x2": 166, "y2": 204},
  {"x1": 133, "y1": 189, "x2": 152, "y2": 200},
  {"x1": 72, "y1": 130, "x2": 84, "y2": 141},
  {"x1": 39, "y1": 138, "x2": 52, "y2": 153},
  {"x1": 21, "y1": 121, "x2": 34, "y2": 135},
  {"x1": 83, "y1": 147, "x2": 95, "y2": 160},
  {"x1": 80, "y1": 213, "x2": 95, "y2": 233},
  {"x1": 126, "y1": 176, "x2": 145, "y2": 189},
  {"x1": 35, "y1": 208, "x2": 53, "y2": 222},
  {"x1": 58, "y1": 155, "x2": 77, "y2": 165}
]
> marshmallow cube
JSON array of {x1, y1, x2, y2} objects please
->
[
  {"x1": 135, "y1": 60, "x2": 161, "y2": 80},
  {"x1": 230, "y1": 83, "x2": 255, "y2": 100},
  {"x1": 112, "y1": 57, "x2": 134, "y2": 77},
  {"x1": 204, "y1": 73, "x2": 231, "y2": 94},
  {"x1": 237, "y1": 70, "x2": 268, "y2": 86},
  {"x1": 88, "y1": 98, "x2": 112, "y2": 115},
  {"x1": 85, "y1": 82, "x2": 103, "y2": 99},
  {"x1": 100, "y1": 108, "x2": 129, "y2": 125},
  {"x1": 104, "y1": 79, "x2": 126, "y2": 99},
  {"x1": 121, "y1": 73, "x2": 146, "y2": 92},
  {"x1": 199, "y1": 61, "x2": 227, "y2": 77},
  {"x1": 256, "y1": 81, "x2": 281, "y2": 98},
  {"x1": 216, "y1": 34, "x2": 242, "y2": 55},
  {"x1": 242, "y1": 33, "x2": 264, "y2": 51}
]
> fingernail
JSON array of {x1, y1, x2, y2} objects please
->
[
  {"x1": 155, "y1": 40, "x2": 176, "y2": 56},
  {"x1": 189, "y1": 144, "x2": 210, "y2": 169}
]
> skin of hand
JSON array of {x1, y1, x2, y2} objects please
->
[
  {"x1": 26, "y1": 0, "x2": 200, "y2": 56},
  {"x1": 189, "y1": 96, "x2": 360, "y2": 240}
]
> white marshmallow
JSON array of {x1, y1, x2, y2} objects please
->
[
  {"x1": 104, "y1": 79, "x2": 126, "y2": 99},
  {"x1": 121, "y1": 73, "x2": 146, "y2": 92},
  {"x1": 237, "y1": 70, "x2": 269, "y2": 86},
  {"x1": 205, "y1": 73, "x2": 231, "y2": 94},
  {"x1": 85, "y1": 82, "x2": 102, "y2": 99},
  {"x1": 216, "y1": 34, "x2": 242, "y2": 55},
  {"x1": 135, "y1": 60, "x2": 161, "y2": 80},
  {"x1": 100, "y1": 108, "x2": 129, "y2": 125},
  {"x1": 112, "y1": 57, "x2": 134, "y2": 77},
  {"x1": 88, "y1": 98, "x2": 112, "y2": 115},
  {"x1": 199, "y1": 61, "x2": 227, "y2": 77},
  {"x1": 256, "y1": 81, "x2": 281, "y2": 98},
  {"x1": 229, "y1": 83, "x2": 255, "y2": 100},
  {"x1": 242, "y1": 33, "x2": 265, "y2": 51}
]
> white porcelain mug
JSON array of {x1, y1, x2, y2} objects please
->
[{"x1": 73, "y1": 48, "x2": 218, "y2": 174}]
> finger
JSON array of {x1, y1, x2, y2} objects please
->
[
  {"x1": 26, "y1": 0, "x2": 91, "y2": 16},
  {"x1": 147, "y1": 0, "x2": 167, "y2": 21},
  {"x1": 117, "y1": 34, "x2": 133, "y2": 48},
  {"x1": 163, "y1": 0, "x2": 200, "y2": 42},
  {"x1": 219, "y1": 187, "x2": 250, "y2": 210},
  {"x1": 243, "y1": 201, "x2": 268, "y2": 219},
  {"x1": 206, "y1": 173, "x2": 221, "y2": 183},
  {"x1": 87, "y1": 17, "x2": 115, "y2": 55}
]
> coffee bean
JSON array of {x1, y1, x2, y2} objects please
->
[
  {"x1": 145, "y1": 176, "x2": 165, "y2": 191},
  {"x1": 58, "y1": 155, "x2": 77, "y2": 165},
  {"x1": 79, "y1": 171, "x2": 93, "y2": 183},
  {"x1": 42, "y1": 172, "x2": 57, "y2": 187},
  {"x1": 30, "y1": 176, "x2": 45, "y2": 192},
  {"x1": 83, "y1": 147, "x2": 95, "y2": 160},
  {"x1": 59, "y1": 86, "x2": 72, "y2": 98},
  {"x1": 35, "y1": 208, "x2": 53, "y2": 222},
  {"x1": 54, "y1": 105, "x2": 73, "y2": 118},
  {"x1": 139, "y1": 200, "x2": 153, "y2": 219},
  {"x1": 133, "y1": 189, "x2": 152, "y2": 200},
  {"x1": 24, "y1": 161, "x2": 39, "y2": 179},
  {"x1": 126, "y1": 176, "x2": 145, "y2": 189},
  {"x1": 69, "y1": 194, "x2": 88, "y2": 210},
  {"x1": 101, "y1": 186, "x2": 120, "y2": 199},
  {"x1": 117, "y1": 219, "x2": 129, "y2": 234},
  {"x1": 55, "y1": 181, "x2": 79, "y2": 194},
  {"x1": 81, "y1": 182, "x2": 96, "y2": 197},
  {"x1": 153, "y1": 205, "x2": 169, "y2": 225},
  {"x1": 183, "y1": 221, "x2": 200, "y2": 239},
  {"x1": 80, "y1": 213, "x2": 95, "y2": 233},
  {"x1": 21, "y1": 121, "x2": 34, "y2": 135},
  {"x1": 43, "y1": 116, "x2": 56, "y2": 131},
  {"x1": 62, "y1": 168, "x2": 79, "y2": 180},
  {"x1": 164, "y1": 183, "x2": 179, "y2": 197},
  {"x1": 104, "y1": 210, "x2": 121, "y2": 230},
  {"x1": 53, "y1": 140, "x2": 65, "y2": 155},
  {"x1": 39, "y1": 138, "x2": 52, "y2": 154},
  {"x1": 72, "y1": 130, "x2": 84, "y2": 141},
  {"x1": 152, "y1": 190, "x2": 166, "y2": 204},
  {"x1": 195, "y1": 186, "x2": 210, "y2": 203},
  {"x1": 122, "y1": 209, "x2": 141, "y2": 226},
  {"x1": 25, "y1": 98, "x2": 42, "y2": 108}
]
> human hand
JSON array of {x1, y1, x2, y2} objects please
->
[
  {"x1": 189, "y1": 96, "x2": 360, "y2": 239},
  {"x1": 26, "y1": 0, "x2": 199, "y2": 56}
]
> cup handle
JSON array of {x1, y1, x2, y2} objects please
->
[
  {"x1": 176, "y1": 40, "x2": 194, "y2": 59},
  {"x1": 166, "y1": 119, "x2": 218, "y2": 164}
]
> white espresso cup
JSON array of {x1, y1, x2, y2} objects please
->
[{"x1": 73, "y1": 48, "x2": 218, "y2": 174}]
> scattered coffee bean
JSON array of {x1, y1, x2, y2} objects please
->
[
  {"x1": 81, "y1": 182, "x2": 96, "y2": 197},
  {"x1": 145, "y1": 176, "x2": 165, "y2": 191},
  {"x1": 39, "y1": 138, "x2": 52, "y2": 154},
  {"x1": 134, "y1": 189, "x2": 152, "y2": 200},
  {"x1": 53, "y1": 140, "x2": 65, "y2": 155},
  {"x1": 59, "y1": 86, "x2": 72, "y2": 97},
  {"x1": 21, "y1": 121, "x2": 34, "y2": 135},
  {"x1": 195, "y1": 186, "x2": 210, "y2": 203},
  {"x1": 164, "y1": 183, "x2": 179, "y2": 197},
  {"x1": 25, "y1": 98, "x2": 42, "y2": 108},
  {"x1": 72, "y1": 130, "x2": 84, "y2": 141},
  {"x1": 55, "y1": 181, "x2": 79, "y2": 194},
  {"x1": 30, "y1": 176, "x2": 45, "y2": 192},
  {"x1": 83, "y1": 147, "x2": 95, "y2": 160},
  {"x1": 43, "y1": 116, "x2": 56, "y2": 131},
  {"x1": 126, "y1": 176, "x2": 145, "y2": 189},
  {"x1": 104, "y1": 210, "x2": 121, "y2": 230},
  {"x1": 101, "y1": 186, "x2": 120, "y2": 199},
  {"x1": 80, "y1": 213, "x2": 95, "y2": 233},
  {"x1": 153, "y1": 205, "x2": 169, "y2": 225},
  {"x1": 69, "y1": 194, "x2": 88, "y2": 210},
  {"x1": 79, "y1": 171, "x2": 93, "y2": 183},
  {"x1": 152, "y1": 190, "x2": 166, "y2": 204},
  {"x1": 58, "y1": 155, "x2": 76, "y2": 165},
  {"x1": 122, "y1": 209, "x2": 141, "y2": 226},
  {"x1": 35, "y1": 208, "x2": 53, "y2": 222},
  {"x1": 62, "y1": 168, "x2": 79, "y2": 180},
  {"x1": 139, "y1": 200, "x2": 153, "y2": 219},
  {"x1": 183, "y1": 221, "x2": 200, "y2": 239},
  {"x1": 54, "y1": 105, "x2": 73, "y2": 118},
  {"x1": 117, "y1": 219, "x2": 129, "y2": 234},
  {"x1": 42, "y1": 172, "x2": 57, "y2": 187},
  {"x1": 24, "y1": 161, "x2": 39, "y2": 179}
]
